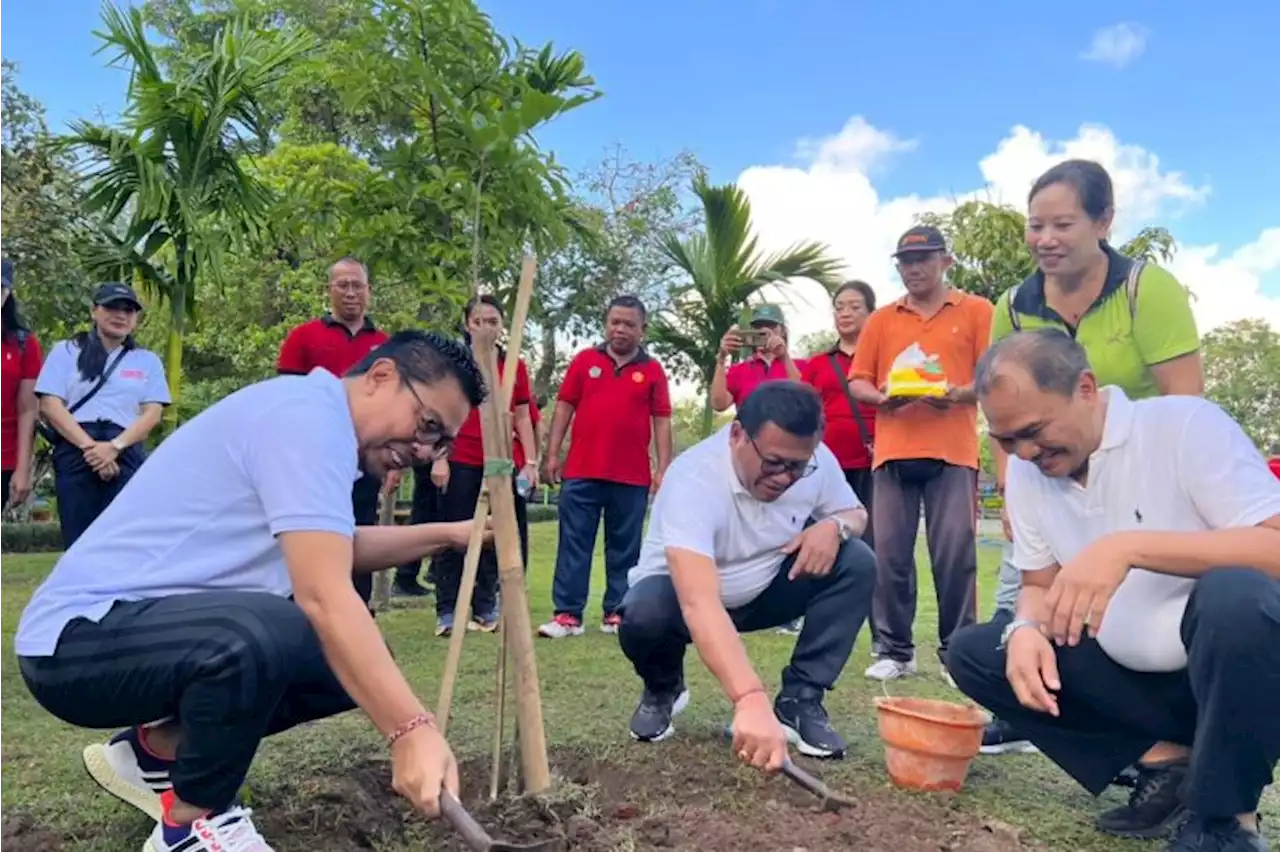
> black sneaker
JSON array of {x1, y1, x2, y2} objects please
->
[
  {"x1": 1167, "y1": 816, "x2": 1267, "y2": 852},
  {"x1": 1113, "y1": 764, "x2": 1141, "y2": 788},
  {"x1": 775, "y1": 687, "x2": 846, "y2": 759},
  {"x1": 629, "y1": 683, "x2": 690, "y2": 743},
  {"x1": 1096, "y1": 759, "x2": 1189, "y2": 839},
  {"x1": 979, "y1": 717, "x2": 1038, "y2": 755}
]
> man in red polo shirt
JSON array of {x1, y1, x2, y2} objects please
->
[
  {"x1": 277, "y1": 256, "x2": 391, "y2": 607},
  {"x1": 540, "y1": 295, "x2": 674, "y2": 637},
  {"x1": 710, "y1": 304, "x2": 804, "y2": 412}
]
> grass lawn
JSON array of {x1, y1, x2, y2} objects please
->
[{"x1": 3, "y1": 525, "x2": 1276, "y2": 850}]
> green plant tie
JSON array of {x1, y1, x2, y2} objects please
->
[{"x1": 484, "y1": 458, "x2": 516, "y2": 477}]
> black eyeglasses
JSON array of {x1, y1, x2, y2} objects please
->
[
  {"x1": 748, "y1": 436, "x2": 818, "y2": 480},
  {"x1": 403, "y1": 381, "x2": 454, "y2": 461}
]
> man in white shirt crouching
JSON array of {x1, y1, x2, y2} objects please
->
[
  {"x1": 947, "y1": 329, "x2": 1280, "y2": 852},
  {"x1": 619, "y1": 380, "x2": 875, "y2": 767}
]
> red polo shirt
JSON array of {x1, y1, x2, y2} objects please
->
[
  {"x1": 725, "y1": 355, "x2": 808, "y2": 407},
  {"x1": 559, "y1": 345, "x2": 672, "y2": 487},
  {"x1": 1269, "y1": 457, "x2": 1280, "y2": 481},
  {"x1": 801, "y1": 347, "x2": 876, "y2": 470},
  {"x1": 2, "y1": 332, "x2": 44, "y2": 471},
  {"x1": 277, "y1": 314, "x2": 389, "y2": 377},
  {"x1": 450, "y1": 357, "x2": 532, "y2": 468}
]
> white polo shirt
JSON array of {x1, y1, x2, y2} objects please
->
[
  {"x1": 35, "y1": 339, "x2": 170, "y2": 427},
  {"x1": 628, "y1": 425, "x2": 859, "y2": 609},
  {"x1": 1007, "y1": 387, "x2": 1280, "y2": 672}
]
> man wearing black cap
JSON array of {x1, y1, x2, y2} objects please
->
[
  {"x1": 847, "y1": 226, "x2": 994, "y2": 684},
  {"x1": 35, "y1": 283, "x2": 170, "y2": 546}
]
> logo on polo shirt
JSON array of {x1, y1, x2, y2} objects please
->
[
  {"x1": 632, "y1": 371, "x2": 645, "y2": 383},
  {"x1": 121, "y1": 369, "x2": 146, "y2": 380},
  {"x1": 589, "y1": 366, "x2": 602, "y2": 378}
]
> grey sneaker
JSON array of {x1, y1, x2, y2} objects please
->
[{"x1": 629, "y1": 684, "x2": 690, "y2": 742}]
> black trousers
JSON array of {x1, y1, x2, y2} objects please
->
[
  {"x1": 618, "y1": 538, "x2": 877, "y2": 695},
  {"x1": 395, "y1": 463, "x2": 444, "y2": 588},
  {"x1": 844, "y1": 466, "x2": 878, "y2": 645},
  {"x1": 350, "y1": 471, "x2": 382, "y2": 603},
  {"x1": 430, "y1": 462, "x2": 528, "y2": 619},
  {"x1": 18, "y1": 592, "x2": 356, "y2": 811},
  {"x1": 948, "y1": 567, "x2": 1280, "y2": 819},
  {"x1": 53, "y1": 421, "x2": 147, "y2": 548}
]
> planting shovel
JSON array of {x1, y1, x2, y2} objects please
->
[
  {"x1": 439, "y1": 792, "x2": 565, "y2": 852},
  {"x1": 781, "y1": 757, "x2": 856, "y2": 813}
]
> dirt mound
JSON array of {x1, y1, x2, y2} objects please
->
[
  {"x1": 250, "y1": 748, "x2": 1038, "y2": 851},
  {"x1": 2, "y1": 806, "x2": 67, "y2": 850}
]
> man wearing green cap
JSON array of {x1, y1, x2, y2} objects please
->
[{"x1": 711, "y1": 304, "x2": 805, "y2": 413}]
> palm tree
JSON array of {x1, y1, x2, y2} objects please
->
[
  {"x1": 651, "y1": 173, "x2": 845, "y2": 436},
  {"x1": 63, "y1": 3, "x2": 313, "y2": 431}
]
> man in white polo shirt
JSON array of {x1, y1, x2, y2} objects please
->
[
  {"x1": 619, "y1": 381, "x2": 876, "y2": 765},
  {"x1": 16, "y1": 331, "x2": 489, "y2": 852},
  {"x1": 947, "y1": 329, "x2": 1280, "y2": 852}
]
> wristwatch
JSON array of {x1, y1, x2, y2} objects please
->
[
  {"x1": 826, "y1": 516, "x2": 854, "y2": 543},
  {"x1": 109, "y1": 437, "x2": 127, "y2": 453},
  {"x1": 998, "y1": 618, "x2": 1041, "y2": 650}
]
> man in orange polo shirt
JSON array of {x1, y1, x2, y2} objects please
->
[
  {"x1": 540, "y1": 295, "x2": 674, "y2": 637},
  {"x1": 849, "y1": 226, "x2": 994, "y2": 682}
]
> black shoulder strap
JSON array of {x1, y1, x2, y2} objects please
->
[
  {"x1": 67, "y1": 344, "x2": 130, "y2": 417},
  {"x1": 1005, "y1": 284, "x2": 1022, "y2": 332},
  {"x1": 828, "y1": 353, "x2": 872, "y2": 449}
]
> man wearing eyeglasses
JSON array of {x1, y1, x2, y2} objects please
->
[
  {"x1": 16, "y1": 331, "x2": 487, "y2": 850},
  {"x1": 278, "y1": 257, "x2": 395, "y2": 608},
  {"x1": 618, "y1": 381, "x2": 876, "y2": 766}
]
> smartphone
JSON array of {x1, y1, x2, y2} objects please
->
[{"x1": 739, "y1": 329, "x2": 768, "y2": 348}]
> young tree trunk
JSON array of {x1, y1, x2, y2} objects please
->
[{"x1": 162, "y1": 285, "x2": 187, "y2": 437}]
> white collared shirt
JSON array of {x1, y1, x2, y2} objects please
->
[
  {"x1": 627, "y1": 425, "x2": 859, "y2": 609},
  {"x1": 1007, "y1": 387, "x2": 1280, "y2": 672}
]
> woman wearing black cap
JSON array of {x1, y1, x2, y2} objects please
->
[
  {"x1": 34, "y1": 283, "x2": 170, "y2": 546},
  {"x1": 1, "y1": 259, "x2": 45, "y2": 510}
]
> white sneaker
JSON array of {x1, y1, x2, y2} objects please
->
[
  {"x1": 83, "y1": 728, "x2": 172, "y2": 821},
  {"x1": 145, "y1": 807, "x2": 273, "y2": 851},
  {"x1": 864, "y1": 658, "x2": 917, "y2": 681},
  {"x1": 537, "y1": 614, "x2": 585, "y2": 638}
]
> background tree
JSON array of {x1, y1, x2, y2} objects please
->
[
  {"x1": 918, "y1": 200, "x2": 1178, "y2": 302},
  {"x1": 63, "y1": 5, "x2": 315, "y2": 431},
  {"x1": 651, "y1": 174, "x2": 845, "y2": 436},
  {"x1": 1202, "y1": 318, "x2": 1280, "y2": 449},
  {"x1": 0, "y1": 62, "x2": 95, "y2": 341},
  {"x1": 794, "y1": 329, "x2": 837, "y2": 357}
]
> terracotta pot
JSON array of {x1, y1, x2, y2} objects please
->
[{"x1": 874, "y1": 696, "x2": 990, "y2": 792}]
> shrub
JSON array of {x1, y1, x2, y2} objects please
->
[
  {"x1": 2, "y1": 522, "x2": 63, "y2": 553},
  {"x1": 526, "y1": 503, "x2": 559, "y2": 524}
]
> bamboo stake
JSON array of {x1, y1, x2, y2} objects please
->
[
  {"x1": 472, "y1": 257, "x2": 550, "y2": 794},
  {"x1": 435, "y1": 493, "x2": 490, "y2": 736},
  {"x1": 370, "y1": 490, "x2": 396, "y2": 612},
  {"x1": 488, "y1": 619, "x2": 508, "y2": 800}
]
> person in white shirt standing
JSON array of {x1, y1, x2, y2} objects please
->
[
  {"x1": 36, "y1": 283, "x2": 169, "y2": 547},
  {"x1": 619, "y1": 381, "x2": 876, "y2": 764},
  {"x1": 947, "y1": 329, "x2": 1280, "y2": 852}
]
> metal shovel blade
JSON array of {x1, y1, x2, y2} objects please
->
[
  {"x1": 781, "y1": 757, "x2": 856, "y2": 813},
  {"x1": 440, "y1": 792, "x2": 565, "y2": 852}
]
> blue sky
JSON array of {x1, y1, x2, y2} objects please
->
[{"x1": 5, "y1": 0, "x2": 1279, "y2": 319}]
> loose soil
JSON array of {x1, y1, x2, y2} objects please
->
[
  {"x1": 2, "y1": 746, "x2": 1041, "y2": 851},
  {"x1": 254, "y1": 746, "x2": 1039, "y2": 851}
]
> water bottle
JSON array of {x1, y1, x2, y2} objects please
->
[{"x1": 515, "y1": 470, "x2": 533, "y2": 499}]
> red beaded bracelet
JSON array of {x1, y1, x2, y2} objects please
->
[{"x1": 387, "y1": 712, "x2": 436, "y2": 746}]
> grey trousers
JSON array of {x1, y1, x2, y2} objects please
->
[{"x1": 870, "y1": 460, "x2": 978, "y2": 663}]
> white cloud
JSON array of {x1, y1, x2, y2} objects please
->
[
  {"x1": 1080, "y1": 23, "x2": 1148, "y2": 69},
  {"x1": 733, "y1": 117, "x2": 1280, "y2": 350}
]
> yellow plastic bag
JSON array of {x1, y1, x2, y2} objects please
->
[{"x1": 886, "y1": 343, "x2": 948, "y2": 397}]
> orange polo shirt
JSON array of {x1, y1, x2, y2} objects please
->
[{"x1": 850, "y1": 289, "x2": 994, "y2": 470}]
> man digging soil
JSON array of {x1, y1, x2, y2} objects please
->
[
  {"x1": 15, "y1": 331, "x2": 487, "y2": 852},
  {"x1": 620, "y1": 381, "x2": 876, "y2": 765}
]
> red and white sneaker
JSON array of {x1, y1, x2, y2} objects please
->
[
  {"x1": 600, "y1": 613, "x2": 622, "y2": 635},
  {"x1": 147, "y1": 800, "x2": 274, "y2": 851},
  {"x1": 537, "y1": 613, "x2": 585, "y2": 638}
]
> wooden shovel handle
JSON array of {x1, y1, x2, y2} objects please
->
[
  {"x1": 440, "y1": 791, "x2": 493, "y2": 851},
  {"x1": 781, "y1": 757, "x2": 829, "y2": 798}
]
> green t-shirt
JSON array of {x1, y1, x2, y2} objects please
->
[{"x1": 990, "y1": 244, "x2": 1199, "y2": 400}]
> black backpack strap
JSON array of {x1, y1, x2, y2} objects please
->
[
  {"x1": 67, "y1": 345, "x2": 129, "y2": 417},
  {"x1": 828, "y1": 353, "x2": 872, "y2": 450},
  {"x1": 1005, "y1": 284, "x2": 1022, "y2": 332}
]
